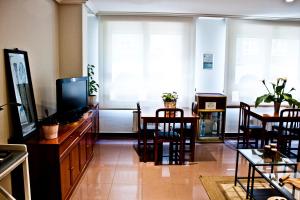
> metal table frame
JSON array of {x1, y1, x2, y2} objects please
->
[{"x1": 235, "y1": 149, "x2": 297, "y2": 200}]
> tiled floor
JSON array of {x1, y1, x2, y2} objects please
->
[{"x1": 70, "y1": 139, "x2": 250, "y2": 200}]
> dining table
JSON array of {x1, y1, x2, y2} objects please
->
[
  {"x1": 248, "y1": 106, "x2": 295, "y2": 129},
  {"x1": 248, "y1": 106, "x2": 298, "y2": 149},
  {"x1": 140, "y1": 106, "x2": 199, "y2": 163}
]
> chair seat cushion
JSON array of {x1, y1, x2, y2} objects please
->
[
  {"x1": 156, "y1": 131, "x2": 180, "y2": 138},
  {"x1": 240, "y1": 125, "x2": 264, "y2": 131}
]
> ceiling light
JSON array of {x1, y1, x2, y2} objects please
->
[{"x1": 285, "y1": 0, "x2": 295, "y2": 3}]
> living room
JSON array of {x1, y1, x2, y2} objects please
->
[{"x1": 1, "y1": 0, "x2": 300, "y2": 199}]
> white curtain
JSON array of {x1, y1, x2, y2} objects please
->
[
  {"x1": 225, "y1": 19, "x2": 300, "y2": 106},
  {"x1": 99, "y1": 16, "x2": 195, "y2": 108}
]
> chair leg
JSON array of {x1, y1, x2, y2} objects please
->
[
  {"x1": 245, "y1": 134, "x2": 249, "y2": 148},
  {"x1": 297, "y1": 140, "x2": 300, "y2": 162},
  {"x1": 169, "y1": 141, "x2": 174, "y2": 164},
  {"x1": 180, "y1": 139, "x2": 184, "y2": 165},
  {"x1": 154, "y1": 141, "x2": 159, "y2": 165},
  {"x1": 236, "y1": 133, "x2": 240, "y2": 149}
]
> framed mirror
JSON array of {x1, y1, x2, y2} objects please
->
[{"x1": 4, "y1": 48, "x2": 38, "y2": 141}]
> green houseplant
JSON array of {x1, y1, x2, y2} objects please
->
[
  {"x1": 255, "y1": 78, "x2": 300, "y2": 114},
  {"x1": 87, "y1": 64, "x2": 99, "y2": 106},
  {"x1": 162, "y1": 92, "x2": 178, "y2": 108}
]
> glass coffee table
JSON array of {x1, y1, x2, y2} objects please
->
[
  {"x1": 262, "y1": 172, "x2": 300, "y2": 200},
  {"x1": 235, "y1": 149, "x2": 297, "y2": 200}
]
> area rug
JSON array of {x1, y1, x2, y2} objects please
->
[{"x1": 200, "y1": 176, "x2": 270, "y2": 200}]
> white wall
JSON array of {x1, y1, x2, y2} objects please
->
[
  {"x1": 0, "y1": 0, "x2": 59, "y2": 139},
  {"x1": 0, "y1": 0, "x2": 59, "y2": 191},
  {"x1": 87, "y1": 14, "x2": 99, "y2": 70},
  {"x1": 195, "y1": 17, "x2": 226, "y2": 93},
  {"x1": 58, "y1": 4, "x2": 83, "y2": 78}
]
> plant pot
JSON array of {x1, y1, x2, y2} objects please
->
[
  {"x1": 274, "y1": 102, "x2": 281, "y2": 116},
  {"x1": 88, "y1": 95, "x2": 98, "y2": 106},
  {"x1": 42, "y1": 124, "x2": 59, "y2": 140},
  {"x1": 164, "y1": 101, "x2": 176, "y2": 108},
  {"x1": 164, "y1": 101, "x2": 176, "y2": 117}
]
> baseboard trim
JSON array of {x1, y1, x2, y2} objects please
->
[{"x1": 97, "y1": 132, "x2": 238, "y2": 139}]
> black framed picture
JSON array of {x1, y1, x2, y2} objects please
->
[{"x1": 4, "y1": 48, "x2": 38, "y2": 141}]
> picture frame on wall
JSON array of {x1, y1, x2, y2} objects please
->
[
  {"x1": 203, "y1": 53, "x2": 213, "y2": 69},
  {"x1": 4, "y1": 48, "x2": 38, "y2": 141}
]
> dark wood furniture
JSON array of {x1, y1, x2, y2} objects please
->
[
  {"x1": 136, "y1": 102, "x2": 155, "y2": 156},
  {"x1": 195, "y1": 93, "x2": 226, "y2": 142},
  {"x1": 268, "y1": 109, "x2": 300, "y2": 161},
  {"x1": 237, "y1": 102, "x2": 264, "y2": 149},
  {"x1": 153, "y1": 108, "x2": 184, "y2": 165},
  {"x1": 141, "y1": 107, "x2": 198, "y2": 163},
  {"x1": 26, "y1": 109, "x2": 99, "y2": 200}
]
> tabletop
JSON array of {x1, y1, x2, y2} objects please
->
[
  {"x1": 140, "y1": 106, "x2": 198, "y2": 118},
  {"x1": 249, "y1": 106, "x2": 291, "y2": 122}
]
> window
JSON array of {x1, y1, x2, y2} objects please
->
[
  {"x1": 100, "y1": 16, "x2": 194, "y2": 108},
  {"x1": 225, "y1": 19, "x2": 300, "y2": 105}
]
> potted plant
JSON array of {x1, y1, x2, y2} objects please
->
[
  {"x1": 255, "y1": 78, "x2": 300, "y2": 115},
  {"x1": 40, "y1": 109, "x2": 59, "y2": 140},
  {"x1": 87, "y1": 64, "x2": 100, "y2": 106},
  {"x1": 162, "y1": 91, "x2": 178, "y2": 108}
]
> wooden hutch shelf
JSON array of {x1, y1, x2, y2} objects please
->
[{"x1": 195, "y1": 93, "x2": 227, "y2": 142}]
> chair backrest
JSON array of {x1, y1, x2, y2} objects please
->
[
  {"x1": 191, "y1": 101, "x2": 198, "y2": 114},
  {"x1": 278, "y1": 109, "x2": 300, "y2": 135},
  {"x1": 238, "y1": 102, "x2": 251, "y2": 131},
  {"x1": 137, "y1": 102, "x2": 141, "y2": 132},
  {"x1": 155, "y1": 108, "x2": 184, "y2": 138}
]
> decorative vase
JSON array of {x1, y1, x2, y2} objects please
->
[
  {"x1": 42, "y1": 124, "x2": 59, "y2": 140},
  {"x1": 274, "y1": 102, "x2": 281, "y2": 116}
]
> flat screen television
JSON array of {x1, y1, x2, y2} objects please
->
[{"x1": 56, "y1": 76, "x2": 88, "y2": 123}]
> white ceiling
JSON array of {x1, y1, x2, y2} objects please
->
[{"x1": 87, "y1": 0, "x2": 300, "y2": 20}]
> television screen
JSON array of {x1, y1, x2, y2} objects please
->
[{"x1": 56, "y1": 77, "x2": 88, "y2": 119}]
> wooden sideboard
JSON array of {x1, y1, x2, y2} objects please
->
[{"x1": 26, "y1": 109, "x2": 99, "y2": 200}]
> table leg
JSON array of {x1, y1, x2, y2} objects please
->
[
  {"x1": 262, "y1": 121, "x2": 269, "y2": 145},
  {"x1": 143, "y1": 121, "x2": 147, "y2": 162},
  {"x1": 22, "y1": 157, "x2": 31, "y2": 200},
  {"x1": 190, "y1": 119, "x2": 196, "y2": 162},
  {"x1": 246, "y1": 163, "x2": 252, "y2": 199},
  {"x1": 250, "y1": 165, "x2": 256, "y2": 199},
  {"x1": 234, "y1": 150, "x2": 239, "y2": 186}
]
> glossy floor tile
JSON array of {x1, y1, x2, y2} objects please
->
[{"x1": 70, "y1": 139, "x2": 251, "y2": 200}]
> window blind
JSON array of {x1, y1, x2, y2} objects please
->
[
  {"x1": 99, "y1": 16, "x2": 195, "y2": 108},
  {"x1": 225, "y1": 19, "x2": 300, "y2": 106}
]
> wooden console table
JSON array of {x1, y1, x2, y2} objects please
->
[
  {"x1": 0, "y1": 144, "x2": 31, "y2": 200},
  {"x1": 26, "y1": 109, "x2": 99, "y2": 200}
]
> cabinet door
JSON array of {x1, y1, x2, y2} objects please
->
[
  {"x1": 60, "y1": 155, "x2": 71, "y2": 200},
  {"x1": 86, "y1": 126, "x2": 93, "y2": 161},
  {"x1": 70, "y1": 144, "x2": 80, "y2": 185},
  {"x1": 79, "y1": 135, "x2": 87, "y2": 171}
]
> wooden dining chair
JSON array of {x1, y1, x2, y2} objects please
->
[
  {"x1": 269, "y1": 108, "x2": 300, "y2": 161},
  {"x1": 237, "y1": 102, "x2": 264, "y2": 149},
  {"x1": 173, "y1": 102, "x2": 197, "y2": 162},
  {"x1": 136, "y1": 102, "x2": 155, "y2": 159},
  {"x1": 154, "y1": 108, "x2": 184, "y2": 165}
]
